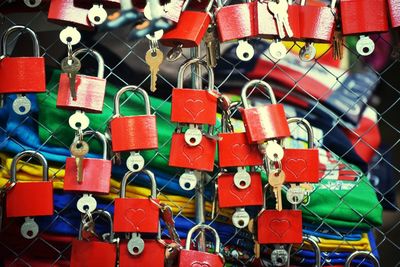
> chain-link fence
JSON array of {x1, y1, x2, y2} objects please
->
[{"x1": 0, "y1": 1, "x2": 399, "y2": 266}]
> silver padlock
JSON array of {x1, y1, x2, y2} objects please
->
[
  {"x1": 271, "y1": 248, "x2": 289, "y2": 266},
  {"x1": 286, "y1": 185, "x2": 305, "y2": 205},
  {"x1": 69, "y1": 110, "x2": 90, "y2": 130},
  {"x1": 24, "y1": 0, "x2": 41, "y2": 8},
  {"x1": 356, "y1": 35, "x2": 375, "y2": 56},
  {"x1": 88, "y1": 4, "x2": 108, "y2": 25},
  {"x1": 232, "y1": 208, "x2": 250, "y2": 229},
  {"x1": 184, "y1": 124, "x2": 202, "y2": 146},
  {"x1": 126, "y1": 152, "x2": 145, "y2": 172},
  {"x1": 262, "y1": 141, "x2": 284, "y2": 161},
  {"x1": 127, "y1": 233, "x2": 145, "y2": 255},
  {"x1": 20, "y1": 217, "x2": 39, "y2": 239},
  {"x1": 268, "y1": 40, "x2": 287, "y2": 60},
  {"x1": 233, "y1": 167, "x2": 251, "y2": 189},
  {"x1": 59, "y1": 26, "x2": 81, "y2": 46},
  {"x1": 236, "y1": 40, "x2": 254, "y2": 61},
  {"x1": 179, "y1": 170, "x2": 197, "y2": 190},
  {"x1": 299, "y1": 42, "x2": 316, "y2": 62},
  {"x1": 12, "y1": 94, "x2": 31, "y2": 115},
  {"x1": 77, "y1": 193, "x2": 97, "y2": 213}
]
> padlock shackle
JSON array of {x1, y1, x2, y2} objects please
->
[
  {"x1": 73, "y1": 130, "x2": 108, "y2": 160},
  {"x1": 1, "y1": 25, "x2": 40, "y2": 57},
  {"x1": 303, "y1": 236, "x2": 321, "y2": 267},
  {"x1": 10, "y1": 150, "x2": 48, "y2": 183},
  {"x1": 241, "y1": 79, "x2": 276, "y2": 109},
  {"x1": 114, "y1": 85, "x2": 151, "y2": 117},
  {"x1": 345, "y1": 251, "x2": 380, "y2": 267},
  {"x1": 177, "y1": 58, "x2": 215, "y2": 91},
  {"x1": 283, "y1": 117, "x2": 314, "y2": 149},
  {"x1": 72, "y1": 48, "x2": 105, "y2": 79},
  {"x1": 185, "y1": 224, "x2": 220, "y2": 253},
  {"x1": 120, "y1": 169, "x2": 157, "y2": 198},
  {"x1": 78, "y1": 209, "x2": 115, "y2": 242}
]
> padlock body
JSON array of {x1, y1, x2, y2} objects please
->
[
  {"x1": 6, "y1": 182, "x2": 53, "y2": 217},
  {"x1": 171, "y1": 88, "x2": 218, "y2": 125},
  {"x1": 216, "y1": 2, "x2": 256, "y2": 42},
  {"x1": 70, "y1": 239, "x2": 117, "y2": 267},
  {"x1": 287, "y1": 5, "x2": 301, "y2": 39},
  {"x1": 282, "y1": 148, "x2": 319, "y2": 183},
  {"x1": 63, "y1": 157, "x2": 112, "y2": 194},
  {"x1": 218, "y1": 172, "x2": 263, "y2": 208},
  {"x1": 110, "y1": 115, "x2": 158, "y2": 152},
  {"x1": 239, "y1": 104, "x2": 290, "y2": 144},
  {"x1": 340, "y1": 0, "x2": 389, "y2": 34},
  {"x1": 48, "y1": 0, "x2": 93, "y2": 29},
  {"x1": 257, "y1": 209, "x2": 302, "y2": 244},
  {"x1": 388, "y1": 0, "x2": 400, "y2": 28},
  {"x1": 218, "y1": 132, "x2": 263, "y2": 167},
  {"x1": 56, "y1": 73, "x2": 107, "y2": 113},
  {"x1": 169, "y1": 133, "x2": 216, "y2": 171},
  {"x1": 0, "y1": 57, "x2": 46, "y2": 93},
  {"x1": 255, "y1": 2, "x2": 278, "y2": 37},
  {"x1": 74, "y1": 0, "x2": 120, "y2": 8},
  {"x1": 113, "y1": 198, "x2": 159, "y2": 233},
  {"x1": 119, "y1": 240, "x2": 165, "y2": 267},
  {"x1": 299, "y1": 6, "x2": 336, "y2": 42},
  {"x1": 161, "y1": 11, "x2": 211, "y2": 47},
  {"x1": 179, "y1": 250, "x2": 224, "y2": 267}
]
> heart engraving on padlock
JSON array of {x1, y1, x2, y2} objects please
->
[
  {"x1": 285, "y1": 158, "x2": 307, "y2": 180},
  {"x1": 229, "y1": 183, "x2": 252, "y2": 202},
  {"x1": 269, "y1": 219, "x2": 290, "y2": 238},
  {"x1": 124, "y1": 208, "x2": 146, "y2": 230},
  {"x1": 184, "y1": 99, "x2": 206, "y2": 120},
  {"x1": 192, "y1": 262, "x2": 211, "y2": 267},
  {"x1": 231, "y1": 144, "x2": 251, "y2": 164},
  {"x1": 183, "y1": 144, "x2": 204, "y2": 164}
]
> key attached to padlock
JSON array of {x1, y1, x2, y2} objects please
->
[
  {"x1": 0, "y1": 26, "x2": 46, "y2": 115},
  {"x1": 145, "y1": 32, "x2": 164, "y2": 92},
  {"x1": 110, "y1": 85, "x2": 158, "y2": 173}
]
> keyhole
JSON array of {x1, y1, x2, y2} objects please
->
[
  {"x1": 243, "y1": 52, "x2": 249, "y2": 59},
  {"x1": 75, "y1": 122, "x2": 82, "y2": 128},
  {"x1": 66, "y1": 36, "x2": 72, "y2": 43},
  {"x1": 275, "y1": 51, "x2": 282, "y2": 58},
  {"x1": 184, "y1": 182, "x2": 191, "y2": 189},
  {"x1": 76, "y1": 142, "x2": 83, "y2": 149},
  {"x1": 238, "y1": 219, "x2": 244, "y2": 227},
  {"x1": 133, "y1": 246, "x2": 139, "y2": 254},
  {"x1": 363, "y1": 46, "x2": 370, "y2": 54},
  {"x1": 27, "y1": 230, "x2": 33, "y2": 237},
  {"x1": 190, "y1": 137, "x2": 196, "y2": 144},
  {"x1": 94, "y1": 16, "x2": 101, "y2": 22},
  {"x1": 133, "y1": 164, "x2": 139, "y2": 170},
  {"x1": 292, "y1": 196, "x2": 299, "y2": 202},
  {"x1": 19, "y1": 105, "x2": 26, "y2": 113},
  {"x1": 83, "y1": 204, "x2": 89, "y2": 211},
  {"x1": 29, "y1": 0, "x2": 36, "y2": 5},
  {"x1": 240, "y1": 180, "x2": 246, "y2": 187},
  {"x1": 277, "y1": 258, "x2": 283, "y2": 264}
]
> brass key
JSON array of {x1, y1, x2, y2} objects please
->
[
  {"x1": 145, "y1": 48, "x2": 163, "y2": 92},
  {"x1": 61, "y1": 56, "x2": 81, "y2": 100},
  {"x1": 268, "y1": 170, "x2": 285, "y2": 211},
  {"x1": 70, "y1": 140, "x2": 89, "y2": 183}
]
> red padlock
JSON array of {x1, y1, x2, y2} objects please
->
[
  {"x1": 6, "y1": 151, "x2": 53, "y2": 217},
  {"x1": 64, "y1": 130, "x2": 112, "y2": 194},
  {"x1": 119, "y1": 239, "x2": 165, "y2": 267},
  {"x1": 110, "y1": 85, "x2": 158, "y2": 152},
  {"x1": 299, "y1": 0, "x2": 336, "y2": 42},
  {"x1": 218, "y1": 172, "x2": 263, "y2": 208},
  {"x1": 48, "y1": 0, "x2": 93, "y2": 29},
  {"x1": 57, "y1": 48, "x2": 107, "y2": 113},
  {"x1": 171, "y1": 58, "x2": 219, "y2": 126},
  {"x1": 179, "y1": 224, "x2": 224, "y2": 267},
  {"x1": 215, "y1": 0, "x2": 256, "y2": 42},
  {"x1": 0, "y1": 26, "x2": 46, "y2": 94},
  {"x1": 388, "y1": 0, "x2": 400, "y2": 28},
  {"x1": 74, "y1": 0, "x2": 120, "y2": 8},
  {"x1": 340, "y1": 0, "x2": 389, "y2": 35},
  {"x1": 160, "y1": 0, "x2": 213, "y2": 47},
  {"x1": 70, "y1": 210, "x2": 117, "y2": 267},
  {"x1": 239, "y1": 79, "x2": 290, "y2": 144},
  {"x1": 169, "y1": 132, "x2": 216, "y2": 172},
  {"x1": 281, "y1": 118, "x2": 319, "y2": 183},
  {"x1": 113, "y1": 169, "x2": 159, "y2": 234}
]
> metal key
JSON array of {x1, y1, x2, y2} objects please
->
[
  {"x1": 204, "y1": 25, "x2": 220, "y2": 68},
  {"x1": 128, "y1": 233, "x2": 145, "y2": 255},
  {"x1": 268, "y1": 1, "x2": 285, "y2": 38},
  {"x1": 268, "y1": 170, "x2": 285, "y2": 211},
  {"x1": 61, "y1": 56, "x2": 81, "y2": 100},
  {"x1": 145, "y1": 48, "x2": 163, "y2": 92},
  {"x1": 70, "y1": 140, "x2": 89, "y2": 183},
  {"x1": 233, "y1": 167, "x2": 251, "y2": 189},
  {"x1": 277, "y1": 0, "x2": 293, "y2": 37},
  {"x1": 232, "y1": 207, "x2": 250, "y2": 228},
  {"x1": 21, "y1": 217, "x2": 39, "y2": 239},
  {"x1": 248, "y1": 219, "x2": 260, "y2": 259}
]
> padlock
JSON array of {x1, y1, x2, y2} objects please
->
[
  {"x1": 48, "y1": 0, "x2": 93, "y2": 29},
  {"x1": 171, "y1": 58, "x2": 219, "y2": 126},
  {"x1": 179, "y1": 224, "x2": 224, "y2": 267},
  {"x1": 169, "y1": 132, "x2": 216, "y2": 172},
  {"x1": 280, "y1": 117, "x2": 319, "y2": 183},
  {"x1": 74, "y1": 0, "x2": 120, "y2": 8},
  {"x1": 239, "y1": 79, "x2": 290, "y2": 144},
  {"x1": 344, "y1": 251, "x2": 380, "y2": 267},
  {"x1": 340, "y1": 0, "x2": 389, "y2": 35},
  {"x1": 64, "y1": 130, "x2": 112, "y2": 194},
  {"x1": 0, "y1": 26, "x2": 46, "y2": 94},
  {"x1": 113, "y1": 169, "x2": 159, "y2": 234},
  {"x1": 110, "y1": 85, "x2": 158, "y2": 152},
  {"x1": 56, "y1": 48, "x2": 107, "y2": 113},
  {"x1": 388, "y1": 0, "x2": 400, "y2": 28},
  {"x1": 299, "y1": 0, "x2": 336, "y2": 42},
  {"x1": 70, "y1": 210, "x2": 117, "y2": 267},
  {"x1": 257, "y1": 186, "x2": 302, "y2": 244},
  {"x1": 218, "y1": 172, "x2": 263, "y2": 207},
  {"x1": 215, "y1": 0, "x2": 256, "y2": 42},
  {"x1": 160, "y1": 0, "x2": 213, "y2": 47},
  {"x1": 6, "y1": 150, "x2": 53, "y2": 217}
]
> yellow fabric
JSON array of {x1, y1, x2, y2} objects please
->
[
  {"x1": 299, "y1": 233, "x2": 371, "y2": 252},
  {"x1": 0, "y1": 153, "x2": 233, "y2": 219}
]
